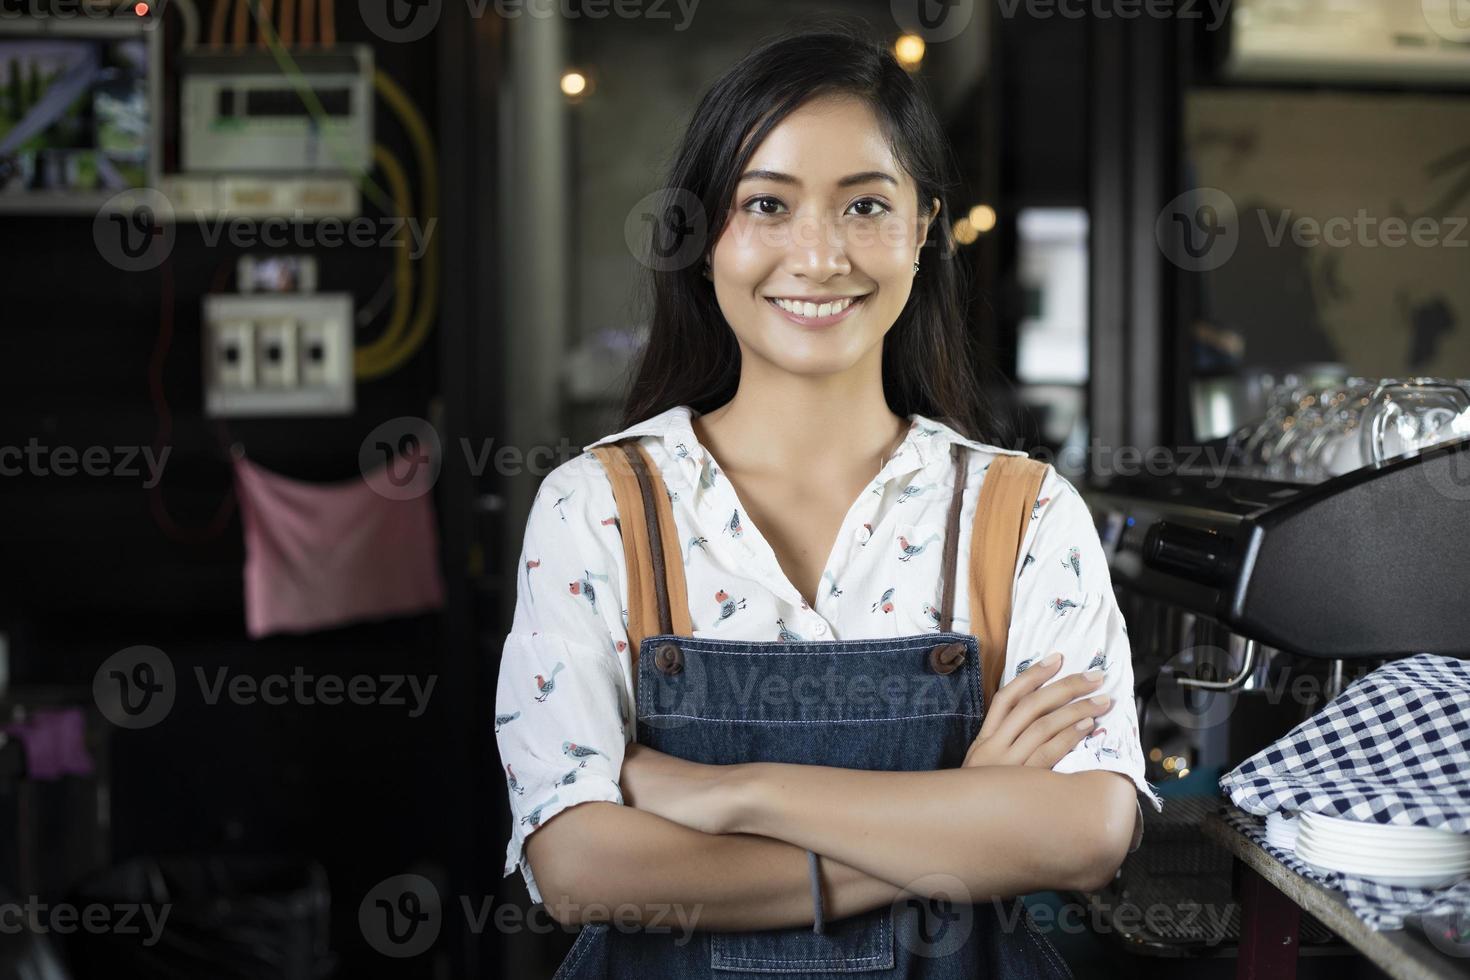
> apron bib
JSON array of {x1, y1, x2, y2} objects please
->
[{"x1": 552, "y1": 437, "x2": 1070, "y2": 980}]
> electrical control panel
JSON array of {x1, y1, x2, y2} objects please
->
[
  {"x1": 180, "y1": 47, "x2": 374, "y2": 174},
  {"x1": 203, "y1": 293, "x2": 354, "y2": 416}
]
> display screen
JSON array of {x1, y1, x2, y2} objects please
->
[{"x1": 0, "y1": 34, "x2": 151, "y2": 197}]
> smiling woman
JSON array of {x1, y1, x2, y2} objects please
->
[{"x1": 495, "y1": 24, "x2": 1156, "y2": 980}]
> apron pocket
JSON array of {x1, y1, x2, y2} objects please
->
[{"x1": 710, "y1": 905, "x2": 895, "y2": 973}]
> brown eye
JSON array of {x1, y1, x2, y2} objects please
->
[
  {"x1": 744, "y1": 196, "x2": 785, "y2": 216},
  {"x1": 848, "y1": 198, "x2": 891, "y2": 218}
]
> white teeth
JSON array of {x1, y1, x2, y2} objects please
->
[{"x1": 773, "y1": 296, "x2": 856, "y2": 318}]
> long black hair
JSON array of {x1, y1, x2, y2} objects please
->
[{"x1": 619, "y1": 22, "x2": 1005, "y2": 445}]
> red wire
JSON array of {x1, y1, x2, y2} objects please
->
[{"x1": 148, "y1": 259, "x2": 239, "y2": 544}]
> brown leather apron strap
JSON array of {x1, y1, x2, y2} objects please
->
[
  {"x1": 588, "y1": 441, "x2": 693, "y2": 680},
  {"x1": 968, "y1": 454, "x2": 1049, "y2": 708},
  {"x1": 937, "y1": 442, "x2": 968, "y2": 633}
]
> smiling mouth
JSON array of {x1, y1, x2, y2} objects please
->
[{"x1": 765, "y1": 294, "x2": 868, "y2": 327}]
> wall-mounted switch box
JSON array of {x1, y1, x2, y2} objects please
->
[{"x1": 204, "y1": 294, "x2": 354, "y2": 416}]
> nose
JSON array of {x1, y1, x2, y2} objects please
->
[{"x1": 784, "y1": 209, "x2": 851, "y2": 280}]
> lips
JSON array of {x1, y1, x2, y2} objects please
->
[{"x1": 765, "y1": 294, "x2": 868, "y2": 328}]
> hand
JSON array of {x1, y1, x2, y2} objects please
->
[
  {"x1": 963, "y1": 653, "x2": 1110, "y2": 769},
  {"x1": 619, "y1": 741, "x2": 740, "y2": 835}
]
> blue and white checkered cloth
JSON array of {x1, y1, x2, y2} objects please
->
[{"x1": 1219, "y1": 653, "x2": 1470, "y2": 930}]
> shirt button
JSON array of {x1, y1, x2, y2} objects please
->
[
  {"x1": 812, "y1": 621, "x2": 828, "y2": 636},
  {"x1": 854, "y1": 526, "x2": 872, "y2": 544}
]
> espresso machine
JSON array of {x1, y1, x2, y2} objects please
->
[{"x1": 1068, "y1": 436, "x2": 1470, "y2": 969}]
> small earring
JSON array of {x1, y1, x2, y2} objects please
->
[{"x1": 912, "y1": 260, "x2": 920, "y2": 273}]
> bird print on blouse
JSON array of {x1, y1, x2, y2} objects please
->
[
  {"x1": 713, "y1": 588, "x2": 747, "y2": 623},
  {"x1": 494, "y1": 404, "x2": 1163, "y2": 906},
  {"x1": 569, "y1": 570, "x2": 610, "y2": 614},
  {"x1": 684, "y1": 535, "x2": 709, "y2": 563},
  {"x1": 561, "y1": 741, "x2": 607, "y2": 768},
  {"x1": 822, "y1": 569, "x2": 843, "y2": 598},
  {"x1": 776, "y1": 618, "x2": 803, "y2": 641},
  {"x1": 1047, "y1": 596, "x2": 1087, "y2": 620},
  {"x1": 897, "y1": 532, "x2": 940, "y2": 562},
  {"x1": 533, "y1": 663, "x2": 564, "y2": 702},
  {"x1": 1063, "y1": 546, "x2": 1082, "y2": 586},
  {"x1": 521, "y1": 794, "x2": 560, "y2": 828}
]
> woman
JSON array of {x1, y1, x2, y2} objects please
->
[{"x1": 495, "y1": 26, "x2": 1161, "y2": 979}]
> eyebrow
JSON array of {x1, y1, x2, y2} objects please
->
[{"x1": 738, "y1": 169, "x2": 899, "y2": 189}]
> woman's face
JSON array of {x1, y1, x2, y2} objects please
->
[{"x1": 708, "y1": 94, "x2": 939, "y2": 381}]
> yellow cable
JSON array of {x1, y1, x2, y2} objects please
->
[
  {"x1": 354, "y1": 144, "x2": 415, "y2": 379},
  {"x1": 355, "y1": 69, "x2": 440, "y2": 378}
]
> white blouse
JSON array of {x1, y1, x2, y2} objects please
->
[{"x1": 495, "y1": 404, "x2": 1162, "y2": 904}]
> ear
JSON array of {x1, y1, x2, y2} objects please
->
[{"x1": 917, "y1": 197, "x2": 941, "y2": 258}]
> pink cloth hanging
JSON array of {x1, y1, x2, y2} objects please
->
[
  {"x1": 232, "y1": 450, "x2": 446, "y2": 637},
  {"x1": 1, "y1": 708, "x2": 94, "y2": 780}
]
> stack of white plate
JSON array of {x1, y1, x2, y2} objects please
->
[
  {"x1": 1265, "y1": 812, "x2": 1300, "y2": 850},
  {"x1": 1294, "y1": 812, "x2": 1470, "y2": 888}
]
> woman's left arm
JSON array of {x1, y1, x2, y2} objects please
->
[
  {"x1": 623, "y1": 744, "x2": 1137, "y2": 896},
  {"x1": 622, "y1": 465, "x2": 1160, "y2": 898}
]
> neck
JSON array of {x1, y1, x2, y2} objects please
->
[{"x1": 694, "y1": 358, "x2": 910, "y2": 477}]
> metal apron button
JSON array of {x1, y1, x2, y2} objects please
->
[
  {"x1": 928, "y1": 642, "x2": 967, "y2": 675},
  {"x1": 654, "y1": 642, "x2": 683, "y2": 675}
]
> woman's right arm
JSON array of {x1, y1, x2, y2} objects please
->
[
  {"x1": 526, "y1": 804, "x2": 907, "y2": 930},
  {"x1": 496, "y1": 453, "x2": 904, "y2": 929}
]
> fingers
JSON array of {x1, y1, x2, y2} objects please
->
[
  {"x1": 1025, "y1": 713, "x2": 1100, "y2": 768},
  {"x1": 991, "y1": 664, "x2": 1107, "y2": 749},
  {"x1": 1013, "y1": 692, "x2": 1111, "y2": 765},
  {"x1": 980, "y1": 652, "x2": 1063, "y2": 737}
]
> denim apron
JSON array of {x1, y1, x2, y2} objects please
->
[{"x1": 555, "y1": 440, "x2": 1072, "y2": 980}]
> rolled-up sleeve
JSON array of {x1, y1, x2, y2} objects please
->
[
  {"x1": 1002, "y1": 466, "x2": 1163, "y2": 845},
  {"x1": 495, "y1": 455, "x2": 633, "y2": 906}
]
